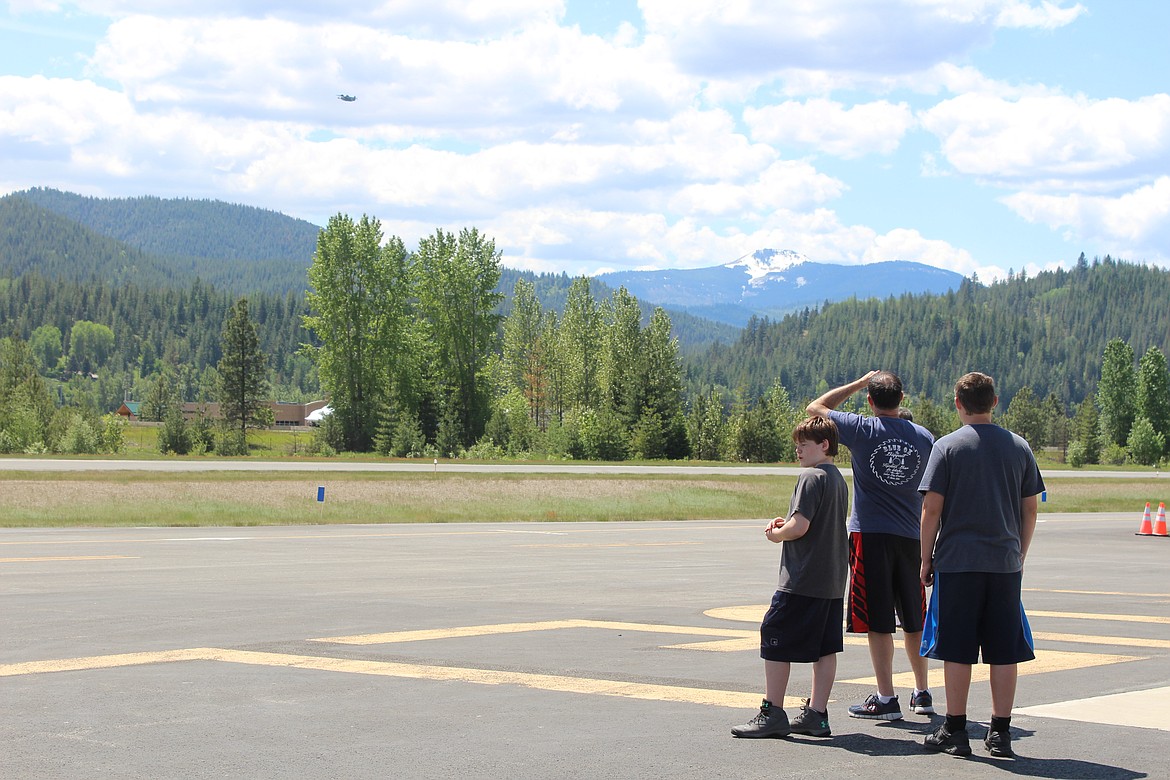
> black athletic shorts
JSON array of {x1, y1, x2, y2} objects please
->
[
  {"x1": 921, "y1": 570, "x2": 1036, "y2": 665},
  {"x1": 759, "y1": 590, "x2": 844, "y2": 663},
  {"x1": 847, "y1": 532, "x2": 926, "y2": 635}
]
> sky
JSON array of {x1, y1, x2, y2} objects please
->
[{"x1": 2, "y1": 1, "x2": 1168, "y2": 281}]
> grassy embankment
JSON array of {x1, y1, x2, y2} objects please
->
[{"x1": 1, "y1": 425, "x2": 1164, "y2": 528}]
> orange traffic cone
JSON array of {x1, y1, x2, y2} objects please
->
[
  {"x1": 1153, "y1": 502, "x2": 1169, "y2": 537},
  {"x1": 1136, "y1": 502, "x2": 1153, "y2": 535}
]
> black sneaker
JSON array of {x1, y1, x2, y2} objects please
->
[
  {"x1": 732, "y1": 700, "x2": 790, "y2": 738},
  {"x1": 984, "y1": 728, "x2": 1015, "y2": 757},
  {"x1": 909, "y1": 690, "x2": 935, "y2": 715},
  {"x1": 923, "y1": 724, "x2": 972, "y2": 756},
  {"x1": 790, "y1": 699, "x2": 832, "y2": 737},
  {"x1": 848, "y1": 694, "x2": 903, "y2": 720}
]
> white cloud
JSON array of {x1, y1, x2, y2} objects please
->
[
  {"x1": 745, "y1": 99, "x2": 916, "y2": 158},
  {"x1": 863, "y1": 227, "x2": 977, "y2": 274},
  {"x1": 640, "y1": 0, "x2": 1084, "y2": 81},
  {"x1": 920, "y1": 92, "x2": 1170, "y2": 185},
  {"x1": 1003, "y1": 177, "x2": 1170, "y2": 264}
]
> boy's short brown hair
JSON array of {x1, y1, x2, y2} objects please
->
[
  {"x1": 955, "y1": 371, "x2": 997, "y2": 414},
  {"x1": 792, "y1": 415, "x2": 839, "y2": 456}
]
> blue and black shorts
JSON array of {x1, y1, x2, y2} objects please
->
[
  {"x1": 760, "y1": 590, "x2": 844, "y2": 663},
  {"x1": 921, "y1": 570, "x2": 1035, "y2": 665}
]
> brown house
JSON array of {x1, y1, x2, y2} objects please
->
[{"x1": 116, "y1": 400, "x2": 329, "y2": 428}]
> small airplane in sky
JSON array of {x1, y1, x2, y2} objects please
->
[{"x1": 337, "y1": 94, "x2": 357, "y2": 102}]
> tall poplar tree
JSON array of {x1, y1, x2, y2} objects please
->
[
  {"x1": 304, "y1": 214, "x2": 409, "y2": 452},
  {"x1": 413, "y1": 227, "x2": 503, "y2": 445},
  {"x1": 217, "y1": 298, "x2": 273, "y2": 443},
  {"x1": 559, "y1": 277, "x2": 602, "y2": 413},
  {"x1": 1137, "y1": 346, "x2": 1170, "y2": 454},
  {"x1": 1097, "y1": 338, "x2": 1136, "y2": 447}
]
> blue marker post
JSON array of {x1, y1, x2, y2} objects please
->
[
  {"x1": 317, "y1": 485, "x2": 326, "y2": 503},
  {"x1": 1041, "y1": 491, "x2": 1047, "y2": 503}
]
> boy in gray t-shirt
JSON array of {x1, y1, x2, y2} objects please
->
[
  {"x1": 918, "y1": 372, "x2": 1045, "y2": 758},
  {"x1": 732, "y1": 416, "x2": 848, "y2": 740}
]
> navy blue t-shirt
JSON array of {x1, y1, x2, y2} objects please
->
[{"x1": 829, "y1": 410, "x2": 935, "y2": 538}]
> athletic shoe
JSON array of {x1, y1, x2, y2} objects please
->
[
  {"x1": 848, "y1": 694, "x2": 904, "y2": 720},
  {"x1": 923, "y1": 724, "x2": 972, "y2": 756},
  {"x1": 984, "y1": 728, "x2": 1015, "y2": 757},
  {"x1": 732, "y1": 700, "x2": 790, "y2": 738},
  {"x1": 910, "y1": 690, "x2": 935, "y2": 715},
  {"x1": 790, "y1": 699, "x2": 831, "y2": 737}
]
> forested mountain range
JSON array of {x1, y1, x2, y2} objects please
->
[
  {"x1": 6, "y1": 189, "x2": 318, "y2": 295},
  {"x1": 599, "y1": 249, "x2": 965, "y2": 326},
  {"x1": 689, "y1": 255, "x2": 1170, "y2": 410},
  {"x1": 0, "y1": 190, "x2": 739, "y2": 352}
]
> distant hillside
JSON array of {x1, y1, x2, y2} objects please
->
[
  {"x1": 599, "y1": 249, "x2": 965, "y2": 325},
  {"x1": 688, "y1": 257, "x2": 1169, "y2": 409},
  {"x1": 0, "y1": 195, "x2": 180, "y2": 288},
  {"x1": 11, "y1": 189, "x2": 319, "y2": 294}
]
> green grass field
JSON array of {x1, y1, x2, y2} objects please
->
[{"x1": 0, "y1": 467, "x2": 1164, "y2": 528}]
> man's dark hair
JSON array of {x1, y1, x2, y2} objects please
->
[
  {"x1": 793, "y1": 415, "x2": 839, "y2": 456},
  {"x1": 955, "y1": 372, "x2": 997, "y2": 414},
  {"x1": 867, "y1": 371, "x2": 904, "y2": 411}
]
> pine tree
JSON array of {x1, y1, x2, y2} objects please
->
[{"x1": 217, "y1": 298, "x2": 273, "y2": 445}]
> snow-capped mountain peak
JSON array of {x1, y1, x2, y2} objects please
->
[{"x1": 725, "y1": 248, "x2": 809, "y2": 287}]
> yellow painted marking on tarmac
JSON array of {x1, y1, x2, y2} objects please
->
[
  {"x1": 1030, "y1": 610, "x2": 1170, "y2": 625},
  {"x1": 704, "y1": 605, "x2": 766, "y2": 623},
  {"x1": 0, "y1": 648, "x2": 213, "y2": 677},
  {"x1": 0, "y1": 647, "x2": 772, "y2": 709},
  {"x1": 708, "y1": 604, "x2": 1170, "y2": 629},
  {"x1": 1018, "y1": 686, "x2": 1170, "y2": 733},
  {"x1": 208, "y1": 649, "x2": 767, "y2": 708},
  {"x1": 1025, "y1": 588, "x2": 1170, "y2": 599},
  {"x1": 843, "y1": 649, "x2": 1142, "y2": 690},
  {"x1": 1032, "y1": 631, "x2": 1170, "y2": 650},
  {"x1": 312, "y1": 620, "x2": 753, "y2": 646},
  {"x1": 0, "y1": 555, "x2": 139, "y2": 563}
]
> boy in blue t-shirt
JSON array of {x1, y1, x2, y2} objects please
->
[{"x1": 732, "y1": 417, "x2": 848, "y2": 739}]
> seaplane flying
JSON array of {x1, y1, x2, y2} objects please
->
[{"x1": 337, "y1": 94, "x2": 357, "y2": 102}]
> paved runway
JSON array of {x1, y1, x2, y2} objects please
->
[{"x1": 2, "y1": 513, "x2": 1168, "y2": 779}]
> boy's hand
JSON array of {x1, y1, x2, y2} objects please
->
[{"x1": 920, "y1": 560, "x2": 934, "y2": 587}]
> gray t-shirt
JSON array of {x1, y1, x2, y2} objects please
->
[
  {"x1": 918, "y1": 423, "x2": 1046, "y2": 573},
  {"x1": 829, "y1": 410, "x2": 935, "y2": 538},
  {"x1": 777, "y1": 463, "x2": 849, "y2": 599}
]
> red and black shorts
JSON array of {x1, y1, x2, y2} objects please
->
[{"x1": 847, "y1": 532, "x2": 926, "y2": 635}]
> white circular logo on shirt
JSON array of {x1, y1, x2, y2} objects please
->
[{"x1": 869, "y1": 439, "x2": 922, "y2": 486}]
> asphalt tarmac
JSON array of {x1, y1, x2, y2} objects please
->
[{"x1": 3, "y1": 512, "x2": 1168, "y2": 779}]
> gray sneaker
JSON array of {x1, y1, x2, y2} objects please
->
[
  {"x1": 789, "y1": 699, "x2": 831, "y2": 737},
  {"x1": 732, "y1": 699, "x2": 790, "y2": 738},
  {"x1": 984, "y1": 728, "x2": 1015, "y2": 757},
  {"x1": 848, "y1": 694, "x2": 904, "y2": 720}
]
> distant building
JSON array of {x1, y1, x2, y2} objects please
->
[{"x1": 115, "y1": 400, "x2": 328, "y2": 428}]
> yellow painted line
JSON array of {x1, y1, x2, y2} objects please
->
[
  {"x1": 1025, "y1": 588, "x2": 1170, "y2": 599},
  {"x1": 708, "y1": 605, "x2": 1170, "y2": 629},
  {"x1": 0, "y1": 647, "x2": 776, "y2": 709},
  {"x1": 1032, "y1": 631, "x2": 1170, "y2": 650},
  {"x1": 1030, "y1": 610, "x2": 1170, "y2": 625},
  {"x1": 843, "y1": 649, "x2": 1143, "y2": 690},
  {"x1": 0, "y1": 555, "x2": 139, "y2": 563},
  {"x1": 0, "y1": 649, "x2": 212, "y2": 677},
  {"x1": 312, "y1": 619, "x2": 754, "y2": 646},
  {"x1": 209, "y1": 649, "x2": 770, "y2": 708},
  {"x1": 1018, "y1": 686, "x2": 1170, "y2": 732}
]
